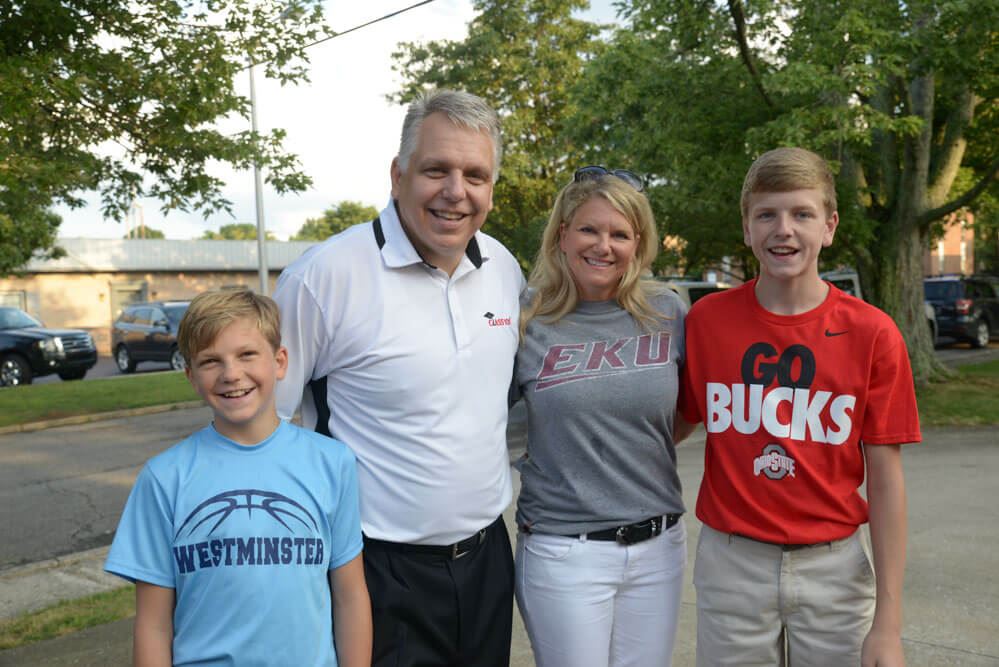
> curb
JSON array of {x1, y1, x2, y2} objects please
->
[
  {"x1": 0, "y1": 546, "x2": 111, "y2": 584},
  {"x1": 0, "y1": 401, "x2": 205, "y2": 435}
]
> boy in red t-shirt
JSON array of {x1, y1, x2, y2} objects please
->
[{"x1": 677, "y1": 147, "x2": 920, "y2": 666}]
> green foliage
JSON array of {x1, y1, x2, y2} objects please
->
[
  {"x1": 574, "y1": 0, "x2": 999, "y2": 383},
  {"x1": 201, "y1": 223, "x2": 275, "y2": 240},
  {"x1": 291, "y1": 201, "x2": 378, "y2": 240},
  {"x1": 391, "y1": 0, "x2": 602, "y2": 270},
  {"x1": 0, "y1": 0, "x2": 327, "y2": 273},
  {"x1": 0, "y1": 210, "x2": 64, "y2": 274},
  {"x1": 122, "y1": 226, "x2": 165, "y2": 239}
]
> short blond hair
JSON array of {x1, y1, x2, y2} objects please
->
[
  {"x1": 741, "y1": 147, "x2": 837, "y2": 218},
  {"x1": 522, "y1": 176, "x2": 665, "y2": 336},
  {"x1": 178, "y1": 290, "x2": 281, "y2": 364}
]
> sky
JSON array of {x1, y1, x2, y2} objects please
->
[{"x1": 53, "y1": 0, "x2": 619, "y2": 241}]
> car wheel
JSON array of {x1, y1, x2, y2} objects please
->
[
  {"x1": 169, "y1": 346, "x2": 185, "y2": 371},
  {"x1": 0, "y1": 354, "x2": 32, "y2": 387},
  {"x1": 57, "y1": 369, "x2": 87, "y2": 381},
  {"x1": 115, "y1": 345, "x2": 137, "y2": 373},
  {"x1": 972, "y1": 319, "x2": 990, "y2": 349}
]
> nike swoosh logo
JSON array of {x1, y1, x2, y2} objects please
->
[{"x1": 825, "y1": 329, "x2": 848, "y2": 337}]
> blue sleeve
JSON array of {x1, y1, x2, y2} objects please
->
[
  {"x1": 326, "y1": 449, "x2": 363, "y2": 569},
  {"x1": 104, "y1": 465, "x2": 176, "y2": 588}
]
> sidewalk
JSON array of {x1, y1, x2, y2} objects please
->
[{"x1": 2, "y1": 420, "x2": 998, "y2": 665}]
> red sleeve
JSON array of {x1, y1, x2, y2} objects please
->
[
  {"x1": 861, "y1": 325, "x2": 921, "y2": 445},
  {"x1": 677, "y1": 330, "x2": 702, "y2": 424}
]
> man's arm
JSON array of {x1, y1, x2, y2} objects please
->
[
  {"x1": 329, "y1": 555, "x2": 372, "y2": 667},
  {"x1": 861, "y1": 443, "x2": 907, "y2": 667},
  {"x1": 134, "y1": 581, "x2": 174, "y2": 667}
]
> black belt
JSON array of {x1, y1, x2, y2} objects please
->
[
  {"x1": 578, "y1": 514, "x2": 682, "y2": 545},
  {"x1": 363, "y1": 520, "x2": 495, "y2": 561}
]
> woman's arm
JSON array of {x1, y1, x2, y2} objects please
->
[
  {"x1": 134, "y1": 581, "x2": 174, "y2": 667},
  {"x1": 330, "y1": 554, "x2": 372, "y2": 667}
]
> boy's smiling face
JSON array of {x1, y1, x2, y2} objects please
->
[
  {"x1": 185, "y1": 317, "x2": 287, "y2": 445},
  {"x1": 743, "y1": 188, "x2": 838, "y2": 286}
]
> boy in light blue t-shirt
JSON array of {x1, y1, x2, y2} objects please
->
[{"x1": 105, "y1": 289, "x2": 371, "y2": 666}]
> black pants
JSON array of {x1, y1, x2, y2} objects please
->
[{"x1": 363, "y1": 516, "x2": 514, "y2": 667}]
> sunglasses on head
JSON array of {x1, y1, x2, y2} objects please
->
[{"x1": 573, "y1": 165, "x2": 645, "y2": 192}]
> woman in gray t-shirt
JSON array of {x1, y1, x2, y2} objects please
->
[{"x1": 512, "y1": 169, "x2": 687, "y2": 667}]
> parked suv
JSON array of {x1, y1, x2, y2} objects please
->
[
  {"x1": 923, "y1": 276, "x2": 999, "y2": 348},
  {"x1": 0, "y1": 307, "x2": 97, "y2": 386},
  {"x1": 111, "y1": 301, "x2": 190, "y2": 373}
]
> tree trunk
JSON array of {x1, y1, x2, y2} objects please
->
[{"x1": 866, "y1": 218, "x2": 952, "y2": 386}]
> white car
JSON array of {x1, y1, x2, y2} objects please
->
[{"x1": 655, "y1": 279, "x2": 731, "y2": 309}]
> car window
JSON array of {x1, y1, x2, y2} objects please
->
[
  {"x1": 924, "y1": 281, "x2": 960, "y2": 301},
  {"x1": 150, "y1": 308, "x2": 167, "y2": 325},
  {"x1": 688, "y1": 287, "x2": 727, "y2": 304},
  {"x1": 828, "y1": 279, "x2": 858, "y2": 297},
  {"x1": 164, "y1": 304, "x2": 189, "y2": 325},
  {"x1": 131, "y1": 308, "x2": 153, "y2": 326},
  {"x1": 0, "y1": 307, "x2": 42, "y2": 329}
]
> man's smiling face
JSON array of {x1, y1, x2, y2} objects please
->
[{"x1": 390, "y1": 112, "x2": 495, "y2": 275}]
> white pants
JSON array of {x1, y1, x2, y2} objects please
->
[
  {"x1": 515, "y1": 520, "x2": 687, "y2": 667},
  {"x1": 694, "y1": 524, "x2": 876, "y2": 667}
]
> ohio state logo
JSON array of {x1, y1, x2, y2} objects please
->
[{"x1": 753, "y1": 444, "x2": 796, "y2": 480}]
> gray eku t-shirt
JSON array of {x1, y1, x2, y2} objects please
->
[{"x1": 514, "y1": 287, "x2": 687, "y2": 536}]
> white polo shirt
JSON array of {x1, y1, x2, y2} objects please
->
[{"x1": 274, "y1": 200, "x2": 524, "y2": 544}]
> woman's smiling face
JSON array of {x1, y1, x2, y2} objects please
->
[{"x1": 559, "y1": 196, "x2": 639, "y2": 302}]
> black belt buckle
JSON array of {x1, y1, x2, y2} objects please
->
[
  {"x1": 452, "y1": 528, "x2": 486, "y2": 560},
  {"x1": 615, "y1": 517, "x2": 662, "y2": 545}
]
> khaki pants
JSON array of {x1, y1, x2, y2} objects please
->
[{"x1": 694, "y1": 524, "x2": 876, "y2": 666}]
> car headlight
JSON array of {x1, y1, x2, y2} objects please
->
[{"x1": 35, "y1": 337, "x2": 65, "y2": 359}]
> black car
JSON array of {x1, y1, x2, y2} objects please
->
[
  {"x1": 111, "y1": 301, "x2": 190, "y2": 373},
  {"x1": 0, "y1": 307, "x2": 98, "y2": 386},
  {"x1": 923, "y1": 275, "x2": 999, "y2": 348}
]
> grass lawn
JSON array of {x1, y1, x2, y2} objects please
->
[
  {"x1": 0, "y1": 586, "x2": 134, "y2": 651},
  {"x1": 0, "y1": 372, "x2": 198, "y2": 428},
  {"x1": 916, "y1": 359, "x2": 999, "y2": 426}
]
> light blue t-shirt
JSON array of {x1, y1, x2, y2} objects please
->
[{"x1": 105, "y1": 420, "x2": 362, "y2": 667}]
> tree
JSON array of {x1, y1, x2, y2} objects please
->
[
  {"x1": 0, "y1": 0, "x2": 326, "y2": 275},
  {"x1": 391, "y1": 0, "x2": 601, "y2": 269},
  {"x1": 574, "y1": 0, "x2": 999, "y2": 383},
  {"x1": 201, "y1": 223, "x2": 275, "y2": 240},
  {"x1": 123, "y1": 226, "x2": 165, "y2": 239},
  {"x1": 291, "y1": 201, "x2": 378, "y2": 240}
]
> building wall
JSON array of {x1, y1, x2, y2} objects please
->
[
  {"x1": 0, "y1": 271, "x2": 279, "y2": 354},
  {"x1": 924, "y1": 212, "x2": 975, "y2": 276}
]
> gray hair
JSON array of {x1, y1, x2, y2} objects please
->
[{"x1": 397, "y1": 89, "x2": 502, "y2": 182}]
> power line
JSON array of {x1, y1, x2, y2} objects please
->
[
  {"x1": 244, "y1": 0, "x2": 438, "y2": 69},
  {"x1": 305, "y1": 0, "x2": 438, "y2": 51}
]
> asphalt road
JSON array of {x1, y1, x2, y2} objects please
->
[{"x1": 1, "y1": 410, "x2": 997, "y2": 665}]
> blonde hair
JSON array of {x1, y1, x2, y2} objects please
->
[
  {"x1": 178, "y1": 289, "x2": 281, "y2": 364},
  {"x1": 521, "y1": 176, "x2": 665, "y2": 337},
  {"x1": 741, "y1": 147, "x2": 837, "y2": 218}
]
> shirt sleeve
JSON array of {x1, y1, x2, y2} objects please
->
[
  {"x1": 273, "y1": 270, "x2": 328, "y2": 421},
  {"x1": 861, "y1": 325, "x2": 922, "y2": 445},
  {"x1": 104, "y1": 465, "x2": 177, "y2": 588},
  {"x1": 326, "y1": 448, "x2": 363, "y2": 569}
]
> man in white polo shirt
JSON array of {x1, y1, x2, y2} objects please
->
[{"x1": 274, "y1": 89, "x2": 523, "y2": 667}]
